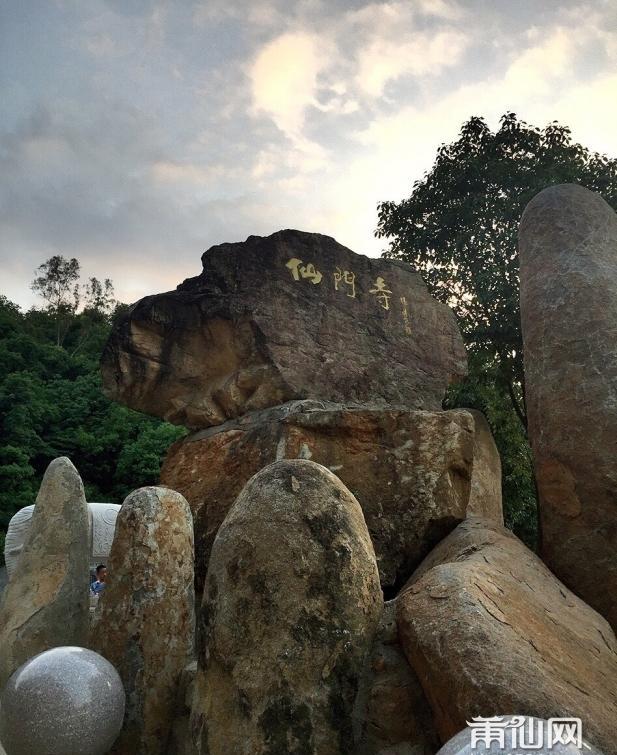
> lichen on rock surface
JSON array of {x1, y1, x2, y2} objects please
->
[
  {"x1": 161, "y1": 402, "x2": 502, "y2": 594},
  {"x1": 0, "y1": 457, "x2": 90, "y2": 688},
  {"x1": 91, "y1": 486, "x2": 195, "y2": 755},
  {"x1": 191, "y1": 459, "x2": 383, "y2": 755}
]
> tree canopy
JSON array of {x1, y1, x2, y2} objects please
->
[
  {"x1": 376, "y1": 113, "x2": 617, "y2": 545},
  {"x1": 0, "y1": 264, "x2": 186, "y2": 563},
  {"x1": 376, "y1": 112, "x2": 617, "y2": 429}
]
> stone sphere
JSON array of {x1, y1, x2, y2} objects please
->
[
  {"x1": 436, "y1": 716, "x2": 602, "y2": 755},
  {"x1": 0, "y1": 646, "x2": 125, "y2": 755}
]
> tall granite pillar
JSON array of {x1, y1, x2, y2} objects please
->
[
  {"x1": 91, "y1": 486, "x2": 195, "y2": 755},
  {"x1": 0, "y1": 457, "x2": 90, "y2": 688},
  {"x1": 519, "y1": 183, "x2": 617, "y2": 629}
]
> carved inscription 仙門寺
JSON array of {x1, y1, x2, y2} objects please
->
[{"x1": 285, "y1": 258, "x2": 411, "y2": 332}]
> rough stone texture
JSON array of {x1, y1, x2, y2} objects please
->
[
  {"x1": 396, "y1": 517, "x2": 617, "y2": 755},
  {"x1": 101, "y1": 230, "x2": 466, "y2": 430},
  {"x1": 0, "y1": 457, "x2": 90, "y2": 688},
  {"x1": 356, "y1": 600, "x2": 438, "y2": 755},
  {"x1": 519, "y1": 183, "x2": 617, "y2": 630},
  {"x1": 91, "y1": 487, "x2": 195, "y2": 755},
  {"x1": 161, "y1": 401, "x2": 503, "y2": 594},
  {"x1": 191, "y1": 459, "x2": 383, "y2": 755},
  {"x1": 466, "y1": 409, "x2": 502, "y2": 519},
  {"x1": 168, "y1": 663, "x2": 198, "y2": 755},
  {"x1": 0, "y1": 646, "x2": 125, "y2": 755}
]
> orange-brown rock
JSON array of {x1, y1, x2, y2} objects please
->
[
  {"x1": 519, "y1": 183, "x2": 617, "y2": 630},
  {"x1": 161, "y1": 402, "x2": 503, "y2": 593},
  {"x1": 91, "y1": 487, "x2": 195, "y2": 755},
  {"x1": 397, "y1": 517, "x2": 617, "y2": 754},
  {"x1": 101, "y1": 230, "x2": 466, "y2": 429},
  {"x1": 356, "y1": 600, "x2": 438, "y2": 754}
]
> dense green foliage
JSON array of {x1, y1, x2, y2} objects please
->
[
  {"x1": 377, "y1": 113, "x2": 617, "y2": 546},
  {"x1": 0, "y1": 292, "x2": 186, "y2": 561}
]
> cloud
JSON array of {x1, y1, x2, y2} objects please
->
[
  {"x1": 356, "y1": 29, "x2": 469, "y2": 97},
  {"x1": 250, "y1": 31, "x2": 328, "y2": 139},
  {"x1": 151, "y1": 160, "x2": 228, "y2": 185},
  {"x1": 2, "y1": 0, "x2": 617, "y2": 311},
  {"x1": 83, "y1": 33, "x2": 117, "y2": 57}
]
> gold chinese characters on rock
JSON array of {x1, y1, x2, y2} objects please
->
[
  {"x1": 284, "y1": 258, "x2": 411, "y2": 334},
  {"x1": 369, "y1": 276, "x2": 392, "y2": 310},
  {"x1": 333, "y1": 267, "x2": 356, "y2": 298},
  {"x1": 285, "y1": 258, "x2": 323, "y2": 285}
]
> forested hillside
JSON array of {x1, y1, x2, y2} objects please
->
[{"x1": 0, "y1": 290, "x2": 186, "y2": 561}]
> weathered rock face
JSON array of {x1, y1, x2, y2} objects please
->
[
  {"x1": 396, "y1": 517, "x2": 617, "y2": 754},
  {"x1": 101, "y1": 230, "x2": 466, "y2": 429},
  {"x1": 466, "y1": 409, "x2": 502, "y2": 519},
  {"x1": 356, "y1": 600, "x2": 438, "y2": 755},
  {"x1": 519, "y1": 183, "x2": 617, "y2": 630},
  {"x1": 91, "y1": 487, "x2": 195, "y2": 755},
  {"x1": 0, "y1": 457, "x2": 90, "y2": 688},
  {"x1": 168, "y1": 662, "x2": 198, "y2": 755},
  {"x1": 191, "y1": 459, "x2": 383, "y2": 755},
  {"x1": 161, "y1": 402, "x2": 503, "y2": 593}
]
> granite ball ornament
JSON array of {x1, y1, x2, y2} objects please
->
[
  {"x1": 0, "y1": 646, "x2": 125, "y2": 755},
  {"x1": 436, "y1": 716, "x2": 602, "y2": 755}
]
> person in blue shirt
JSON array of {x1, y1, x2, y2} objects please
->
[{"x1": 91, "y1": 564, "x2": 107, "y2": 595}]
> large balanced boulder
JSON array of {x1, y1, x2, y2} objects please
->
[
  {"x1": 519, "y1": 183, "x2": 617, "y2": 630},
  {"x1": 91, "y1": 487, "x2": 195, "y2": 755},
  {"x1": 191, "y1": 459, "x2": 383, "y2": 755},
  {"x1": 101, "y1": 230, "x2": 466, "y2": 429},
  {"x1": 162, "y1": 402, "x2": 502, "y2": 594},
  {"x1": 397, "y1": 517, "x2": 617, "y2": 754},
  {"x1": 0, "y1": 457, "x2": 90, "y2": 688}
]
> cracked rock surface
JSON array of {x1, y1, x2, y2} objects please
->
[
  {"x1": 396, "y1": 517, "x2": 617, "y2": 755},
  {"x1": 161, "y1": 402, "x2": 502, "y2": 595}
]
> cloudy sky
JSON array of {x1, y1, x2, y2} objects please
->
[{"x1": 2, "y1": 0, "x2": 616, "y2": 308}]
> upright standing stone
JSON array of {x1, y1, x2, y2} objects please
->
[
  {"x1": 519, "y1": 183, "x2": 617, "y2": 629},
  {"x1": 191, "y1": 460, "x2": 383, "y2": 755},
  {"x1": 0, "y1": 457, "x2": 90, "y2": 688},
  {"x1": 91, "y1": 487, "x2": 195, "y2": 755}
]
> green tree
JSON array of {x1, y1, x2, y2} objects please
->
[
  {"x1": 376, "y1": 113, "x2": 617, "y2": 430},
  {"x1": 31, "y1": 256, "x2": 81, "y2": 346},
  {"x1": 83, "y1": 277, "x2": 115, "y2": 316},
  {"x1": 375, "y1": 113, "x2": 617, "y2": 544},
  {"x1": 0, "y1": 288, "x2": 186, "y2": 565}
]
